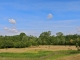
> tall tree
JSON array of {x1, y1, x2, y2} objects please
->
[{"x1": 39, "y1": 31, "x2": 51, "y2": 45}]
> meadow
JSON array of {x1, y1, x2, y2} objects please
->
[{"x1": 0, "y1": 45, "x2": 80, "y2": 60}]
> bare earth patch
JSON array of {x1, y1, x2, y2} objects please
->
[{"x1": 0, "y1": 45, "x2": 77, "y2": 53}]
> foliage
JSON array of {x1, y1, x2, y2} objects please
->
[{"x1": 0, "y1": 31, "x2": 80, "y2": 49}]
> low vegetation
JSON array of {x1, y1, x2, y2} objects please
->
[
  {"x1": 0, "y1": 50, "x2": 80, "y2": 60},
  {"x1": 56, "y1": 54, "x2": 80, "y2": 60},
  {"x1": 0, "y1": 51, "x2": 52, "y2": 58}
]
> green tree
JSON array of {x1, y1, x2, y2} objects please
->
[
  {"x1": 19, "y1": 32, "x2": 26, "y2": 40},
  {"x1": 56, "y1": 32, "x2": 65, "y2": 45},
  {"x1": 76, "y1": 38, "x2": 80, "y2": 51},
  {"x1": 56, "y1": 32, "x2": 63, "y2": 36},
  {"x1": 39, "y1": 31, "x2": 51, "y2": 45}
]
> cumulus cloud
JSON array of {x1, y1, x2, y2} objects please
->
[
  {"x1": 9, "y1": 19, "x2": 16, "y2": 24},
  {"x1": 47, "y1": 13, "x2": 53, "y2": 19},
  {"x1": 3, "y1": 19, "x2": 18, "y2": 35}
]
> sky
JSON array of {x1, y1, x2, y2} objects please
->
[{"x1": 0, "y1": 0, "x2": 80, "y2": 36}]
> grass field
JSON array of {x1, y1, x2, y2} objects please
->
[
  {"x1": 56, "y1": 54, "x2": 80, "y2": 60},
  {"x1": 0, "y1": 45, "x2": 79, "y2": 60}
]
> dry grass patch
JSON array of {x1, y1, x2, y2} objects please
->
[{"x1": 0, "y1": 45, "x2": 77, "y2": 53}]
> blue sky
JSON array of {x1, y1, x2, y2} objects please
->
[{"x1": 0, "y1": 0, "x2": 80, "y2": 36}]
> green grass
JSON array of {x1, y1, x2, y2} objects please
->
[
  {"x1": 0, "y1": 50, "x2": 80, "y2": 60},
  {"x1": 0, "y1": 51, "x2": 52, "y2": 58},
  {"x1": 46, "y1": 50, "x2": 80, "y2": 60}
]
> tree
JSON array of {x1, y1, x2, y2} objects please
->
[
  {"x1": 76, "y1": 38, "x2": 80, "y2": 51},
  {"x1": 19, "y1": 32, "x2": 26, "y2": 40},
  {"x1": 39, "y1": 31, "x2": 51, "y2": 45},
  {"x1": 56, "y1": 32, "x2": 65, "y2": 45},
  {"x1": 56, "y1": 32, "x2": 63, "y2": 36}
]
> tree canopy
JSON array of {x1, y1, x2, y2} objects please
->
[{"x1": 0, "y1": 31, "x2": 80, "y2": 50}]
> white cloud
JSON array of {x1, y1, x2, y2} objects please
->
[
  {"x1": 9, "y1": 28, "x2": 18, "y2": 33},
  {"x1": 4, "y1": 27, "x2": 8, "y2": 30},
  {"x1": 4, "y1": 27, "x2": 18, "y2": 33},
  {"x1": 9, "y1": 19, "x2": 16, "y2": 24},
  {"x1": 76, "y1": 27, "x2": 80, "y2": 32},
  {"x1": 47, "y1": 13, "x2": 53, "y2": 19}
]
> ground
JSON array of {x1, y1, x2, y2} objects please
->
[
  {"x1": 0, "y1": 45, "x2": 77, "y2": 53},
  {"x1": 0, "y1": 45, "x2": 79, "y2": 60},
  {"x1": 57, "y1": 54, "x2": 80, "y2": 60}
]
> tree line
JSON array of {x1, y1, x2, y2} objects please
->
[{"x1": 0, "y1": 31, "x2": 80, "y2": 50}]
